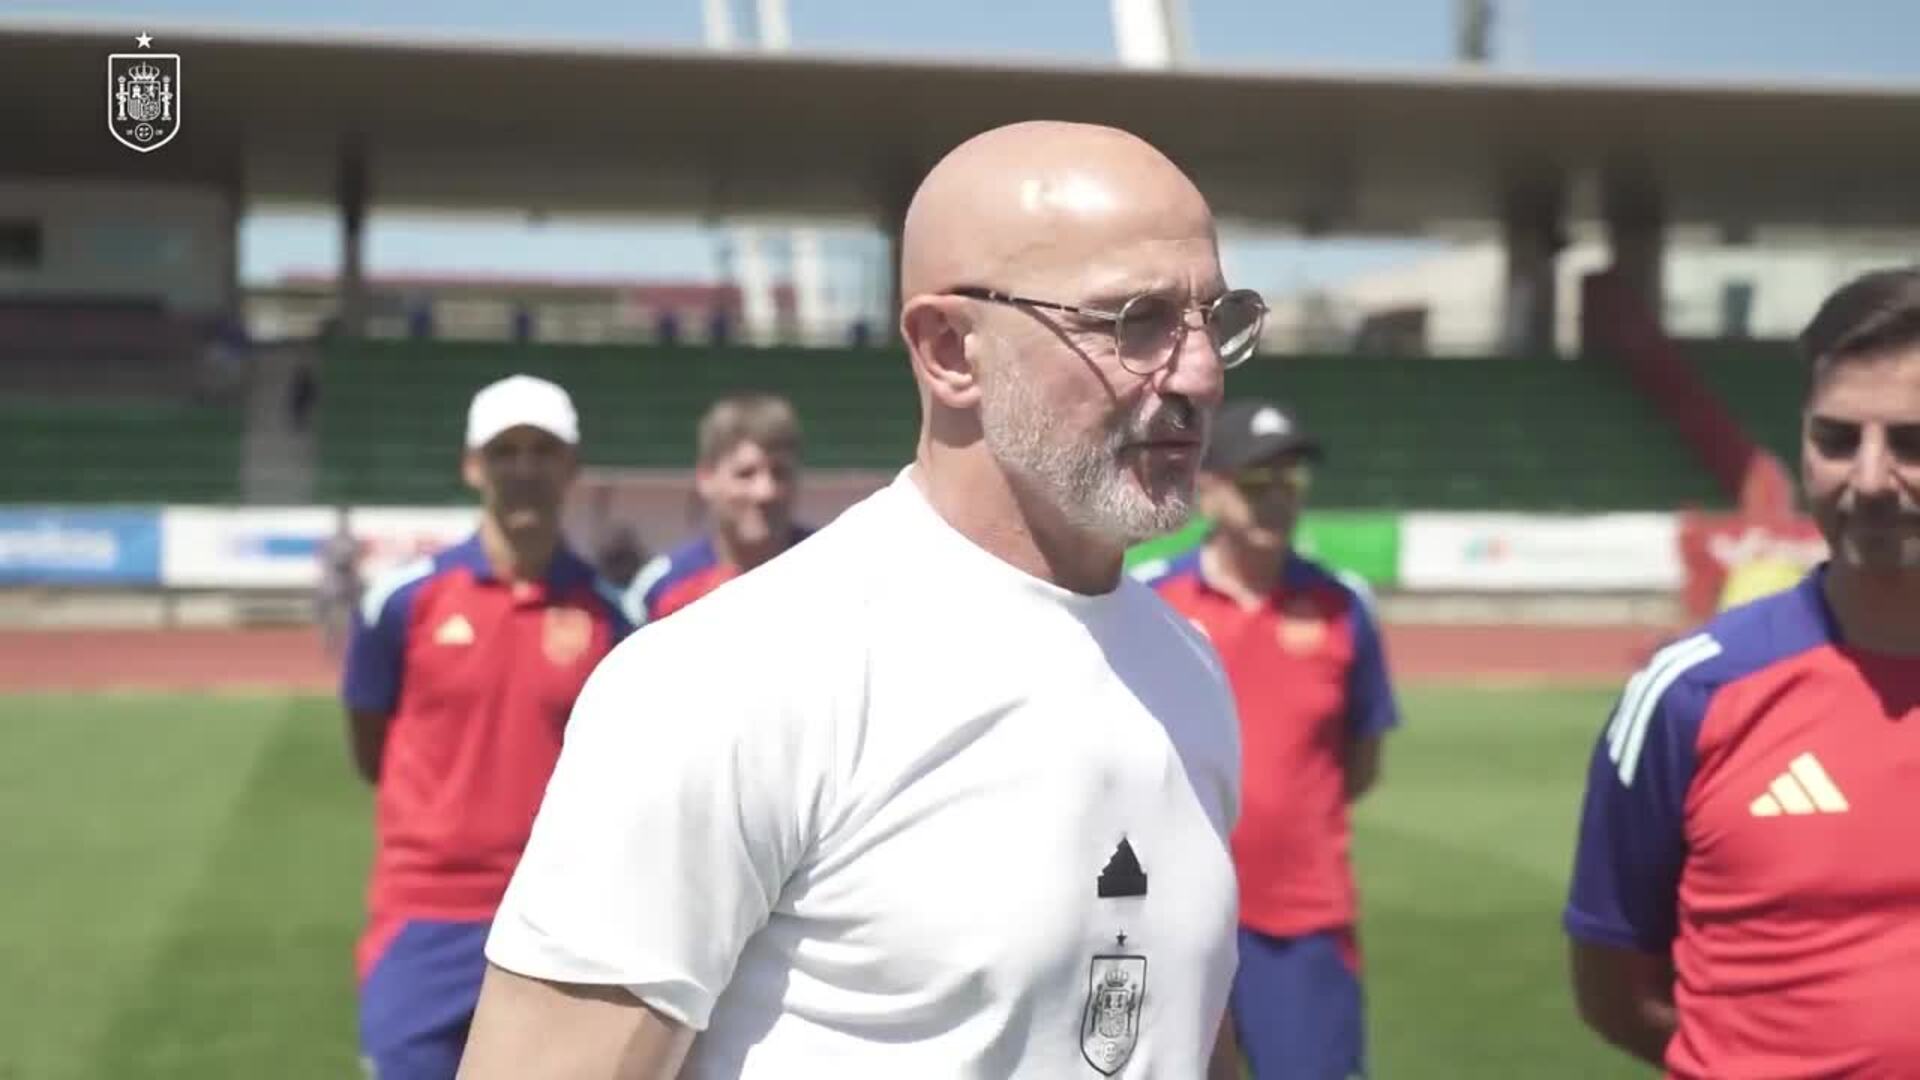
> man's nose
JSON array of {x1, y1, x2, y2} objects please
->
[
  {"x1": 1851, "y1": 429, "x2": 1898, "y2": 500},
  {"x1": 1154, "y1": 322, "x2": 1225, "y2": 411}
]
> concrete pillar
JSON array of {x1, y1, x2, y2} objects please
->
[
  {"x1": 732, "y1": 225, "x2": 778, "y2": 346},
  {"x1": 789, "y1": 228, "x2": 829, "y2": 345},
  {"x1": 879, "y1": 172, "x2": 915, "y2": 343},
  {"x1": 1500, "y1": 176, "x2": 1564, "y2": 356},
  {"x1": 223, "y1": 160, "x2": 245, "y2": 327},
  {"x1": 336, "y1": 139, "x2": 369, "y2": 339},
  {"x1": 1604, "y1": 177, "x2": 1667, "y2": 332}
]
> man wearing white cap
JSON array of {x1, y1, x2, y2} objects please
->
[{"x1": 343, "y1": 374, "x2": 633, "y2": 1080}]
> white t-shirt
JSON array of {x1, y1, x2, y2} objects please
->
[{"x1": 486, "y1": 466, "x2": 1243, "y2": 1078}]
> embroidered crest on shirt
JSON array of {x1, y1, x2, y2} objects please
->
[
  {"x1": 433, "y1": 613, "x2": 475, "y2": 646},
  {"x1": 1275, "y1": 593, "x2": 1326, "y2": 654},
  {"x1": 1081, "y1": 948, "x2": 1147, "y2": 1075},
  {"x1": 542, "y1": 606, "x2": 593, "y2": 665}
]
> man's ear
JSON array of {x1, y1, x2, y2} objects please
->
[
  {"x1": 461, "y1": 449, "x2": 485, "y2": 493},
  {"x1": 902, "y1": 295, "x2": 982, "y2": 411}
]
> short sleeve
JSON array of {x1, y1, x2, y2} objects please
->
[
  {"x1": 1564, "y1": 635, "x2": 1721, "y2": 952},
  {"x1": 1342, "y1": 583, "x2": 1401, "y2": 740},
  {"x1": 484, "y1": 621, "x2": 835, "y2": 1030},
  {"x1": 340, "y1": 560, "x2": 426, "y2": 714}
]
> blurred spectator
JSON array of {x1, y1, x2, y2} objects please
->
[
  {"x1": 289, "y1": 363, "x2": 318, "y2": 432},
  {"x1": 1135, "y1": 400, "x2": 1403, "y2": 1080},
  {"x1": 196, "y1": 314, "x2": 251, "y2": 400},
  {"x1": 624, "y1": 392, "x2": 810, "y2": 626},
  {"x1": 593, "y1": 525, "x2": 648, "y2": 590},
  {"x1": 315, "y1": 506, "x2": 361, "y2": 660},
  {"x1": 340, "y1": 373, "x2": 632, "y2": 1078}
]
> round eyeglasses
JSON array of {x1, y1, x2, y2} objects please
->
[{"x1": 945, "y1": 286, "x2": 1270, "y2": 375}]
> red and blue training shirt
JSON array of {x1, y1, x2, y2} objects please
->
[
  {"x1": 342, "y1": 534, "x2": 631, "y2": 977},
  {"x1": 1136, "y1": 547, "x2": 1402, "y2": 942},
  {"x1": 624, "y1": 526, "x2": 812, "y2": 626},
  {"x1": 1566, "y1": 566, "x2": 1920, "y2": 1079}
]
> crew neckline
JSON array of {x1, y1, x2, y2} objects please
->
[{"x1": 887, "y1": 465, "x2": 1127, "y2": 613}]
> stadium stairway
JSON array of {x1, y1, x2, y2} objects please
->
[
  {"x1": 1681, "y1": 338, "x2": 1804, "y2": 473},
  {"x1": 1583, "y1": 271, "x2": 1797, "y2": 517},
  {"x1": 240, "y1": 343, "x2": 318, "y2": 504}
]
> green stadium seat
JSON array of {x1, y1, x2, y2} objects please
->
[
  {"x1": 1219, "y1": 354, "x2": 1729, "y2": 511},
  {"x1": 0, "y1": 400, "x2": 243, "y2": 503},
  {"x1": 315, "y1": 343, "x2": 1730, "y2": 511}
]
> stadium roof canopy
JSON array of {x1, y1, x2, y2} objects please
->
[{"x1": 7, "y1": 15, "x2": 1920, "y2": 234}]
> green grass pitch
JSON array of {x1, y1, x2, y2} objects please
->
[{"x1": 0, "y1": 685, "x2": 1648, "y2": 1079}]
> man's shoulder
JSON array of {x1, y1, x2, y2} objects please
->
[
  {"x1": 637, "y1": 535, "x2": 721, "y2": 593},
  {"x1": 1601, "y1": 586, "x2": 1836, "y2": 791},
  {"x1": 1112, "y1": 577, "x2": 1236, "y2": 703},
  {"x1": 1637, "y1": 577, "x2": 1832, "y2": 709},
  {"x1": 357, "y1": 553, "x2": 445, "y2": 627},
  {"x1": 1282, "y1": 552, "x2": 1376, "y2": 612}
]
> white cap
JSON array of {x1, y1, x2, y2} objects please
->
[{"x1": 465, "y1": 374, "x2": 580, "y2": 449}]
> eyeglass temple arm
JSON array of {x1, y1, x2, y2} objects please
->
[{"x1": 950, "y1": 287, "x2": 1123, "y2": 323}]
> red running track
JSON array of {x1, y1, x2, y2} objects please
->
[{"x1": 0, "y1": 623, "x2": 1667, "y2": 693}]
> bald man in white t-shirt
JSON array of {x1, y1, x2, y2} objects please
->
[{"x1": 460, "y1": 119, "x2": 1272, "y2": 1079}]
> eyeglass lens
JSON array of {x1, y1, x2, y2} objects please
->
[{"x1": 1115, "y1": 291, "x2": 1266, "y2": 372}]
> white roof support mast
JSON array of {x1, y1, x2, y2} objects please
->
[
  {"x1": 704, "y1": 0, "x2": 830, "y2": 346},
  {"x1": 1111, "y1": 0, "x2": 1190, "y2": 69}
]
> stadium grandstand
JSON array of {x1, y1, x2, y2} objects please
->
[
  {"x1": 5, "y1": 12, "x2": 1912, "y2": 541},
  {"x1": 3, "y1": 2, "x2": 1917, "y2": 1076}
]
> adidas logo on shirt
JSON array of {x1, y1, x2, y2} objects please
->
[
  {"x1": 434, "y1": 613, "x2": 475, "y2": 646},
  {"x1": 1749, "y1": 752, "x2": 1850, "y2": 817},
  {"x1": 1097, "y1": 838, "x2": 1148, "y2": 899}
]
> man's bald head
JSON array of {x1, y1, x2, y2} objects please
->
[
  {"x1": 895, "y1": 120, "x2": 1231, "y2": 570},
  {"x1": 899, "y1": 120, "x2": 1218, "y2": 303}
]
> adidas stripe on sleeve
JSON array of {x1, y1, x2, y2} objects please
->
[
  {"x1": 1563, "y1": 634, "x2": 1723, "y2": 952},
  {"x1": 342, "y1": 557, "x2": 432, "y2": 714}
]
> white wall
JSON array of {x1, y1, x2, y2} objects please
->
[
  {"x1": 1272, "y1": 230, "x2": 1920, "y2": 354},
  {"x1": 0, "y1": 178, "x2": 235, "y2": 315},
  {"x1": 1664, "y1": 236, "x2": 1920, "y2": 340}
]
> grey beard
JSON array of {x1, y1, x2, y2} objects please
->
[{"x1": 978, "y1": 361, "x2": 1195, "y2": 548}]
